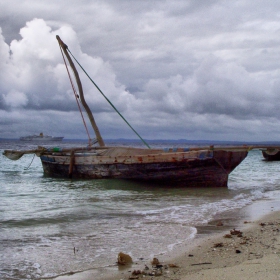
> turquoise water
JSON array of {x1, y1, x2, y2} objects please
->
[{"x1": 1, "y1": 140, "x2": 280, "y2": 279}]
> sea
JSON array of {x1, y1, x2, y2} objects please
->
[{"x1": 1, "y1": 139, "x2": 280, "y2": 280}]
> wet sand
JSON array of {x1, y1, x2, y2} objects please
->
[
  {"x1": 166, "y1": 210, "x2": 280, "y2": 280},
  {"x1": 51, "y1": 201, "x2": 280, "y2": 280}
]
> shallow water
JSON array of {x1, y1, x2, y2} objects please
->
[{"x1": 1, "y1": 140, "x2": 280, "y2": 279}]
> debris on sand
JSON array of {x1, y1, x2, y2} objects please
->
[
  {"x1": 151, "y1": 257, "x2": 160, "y2": 265},
  {"x1": 230, "y1": 228, "x2": 242, "y2": 236},
  {"x1": 117, "y1": 252, "x2": 133, "y2": 265},
  {"x1": 213, "y1": 242, "x2": 224, "y2": 248}
]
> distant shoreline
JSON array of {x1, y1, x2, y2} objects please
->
[{"x1": 1, "y1": 138, "x2": 280, "y2": 146}]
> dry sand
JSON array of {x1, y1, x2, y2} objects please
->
[
  {"x1": 52, "y1": 206, "x2": 280, "y2": 280},
  {"x1": 162, "y1": 210, "x2": 280, "y2": 280}
]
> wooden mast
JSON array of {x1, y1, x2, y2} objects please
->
[{"x1": 56, "y1": 35, "x2": 105, "y2": 147}]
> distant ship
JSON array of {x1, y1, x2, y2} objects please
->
[{"x1": 20, "y1": 132, "x2": 64, "y2": 142}]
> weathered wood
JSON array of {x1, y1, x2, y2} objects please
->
[
  {"x1": 2, "y1": 146, "x2": 111, "y2": 160},
  {"x1": 3, "y1": 145, "x2": 251, "y2": 187},
  {"x1": 262, "y1": 149, "x2": 280, "y2": 161},
  {"x1": 56, "y1": 35, "x2": 105, "y2": 147},
  {"x1": 41, "y1": 157, "x2": 229, "y2": 186},
  {"x1": 68, "y1": 150, "x2": 75, "y2": 178},
  {"x1": 4, "y1": 144, "x2": 280, "y2": 161},
  {"x1": 39, "y1": 147, "x2": 248, "y2": 187}
]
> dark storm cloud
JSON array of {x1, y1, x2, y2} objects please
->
[{"x1": 1, "y1": 1, "x2": 280, "y2": 141}]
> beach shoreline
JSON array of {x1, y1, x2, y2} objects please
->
[
  {"x1": 171, "y1": 208, "x2": 280, "y2": 280},
  {"x1": 50, "y1": 197, "x2": 280, "y2": 280}
]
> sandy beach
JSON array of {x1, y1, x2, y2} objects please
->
[
  {"x1": 52, "y1": 200, "x2": 280, "y2": 280},
  {"x1": 162, "y1": 210, "x2": 280, "y2": 280}
]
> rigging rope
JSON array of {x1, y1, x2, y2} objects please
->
[
  {"x1": 67, "y1": 49, "x2": 150, "y2": 149},
  {"x1": 59, "y1": 46, "x2": 93, "y2": 146},
  {"x1": 24, "y1": 153, "x2": 35, "y2": 170}
]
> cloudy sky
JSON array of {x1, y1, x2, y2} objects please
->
[{"x1": 1, "y1": 0, "x2": 280, "y2": 142}]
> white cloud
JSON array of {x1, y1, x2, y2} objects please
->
[
  {"x1": 3, "y1": 90, "x2": 28, "y2": 108},
  {"x1": 1, "y1": 1, "x2": 280, "y2": 141}
]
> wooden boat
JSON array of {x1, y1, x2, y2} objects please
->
[
  {"x1": 2, "y1": 36, "x2": 249, "y2": 187},
  {"x1": 262, "y1": 149, "x2": 280, "y2": 161},
  {"x1": 3, "y1": 145, "x2": 248, "y2": 187}
]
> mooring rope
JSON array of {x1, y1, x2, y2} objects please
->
[
  {"x1": 24, "y1": 153, "x2": 35, "y2": 170},
  {"x1": 67, "y1": 49, "x2": 151, "y2": 149},
  {"x1": 59, "y1": 46, "x2": 93, "y2": 146}
]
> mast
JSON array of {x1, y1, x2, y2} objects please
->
[{"x1": 56, "y1": 35, "x2": 105, "y2": 147}]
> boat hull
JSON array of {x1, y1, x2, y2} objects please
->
[
  {"x1": 262, "y1": 149, "x2": 280, "y2": 161},
  {"x1": 40, "y1": 149, "x2": 248, "y2": 187}
]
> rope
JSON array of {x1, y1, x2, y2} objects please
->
[
  {"x1": 59, "y1": 46, "x2": 93, "y2": 146},
  {"x1": 24, "y1": 153, "x2": 35, "y2": 170},
  {"x1": 67, "y1": 49, "x2": 151, "y2": 149}
]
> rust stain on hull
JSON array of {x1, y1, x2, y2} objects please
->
[{"x1": 40, "y1": 149, "x2": 248, "y2": 187}]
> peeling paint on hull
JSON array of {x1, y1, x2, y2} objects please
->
[{"x1": 40, "y1": 149, "x2": 248, "y2": 187}]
